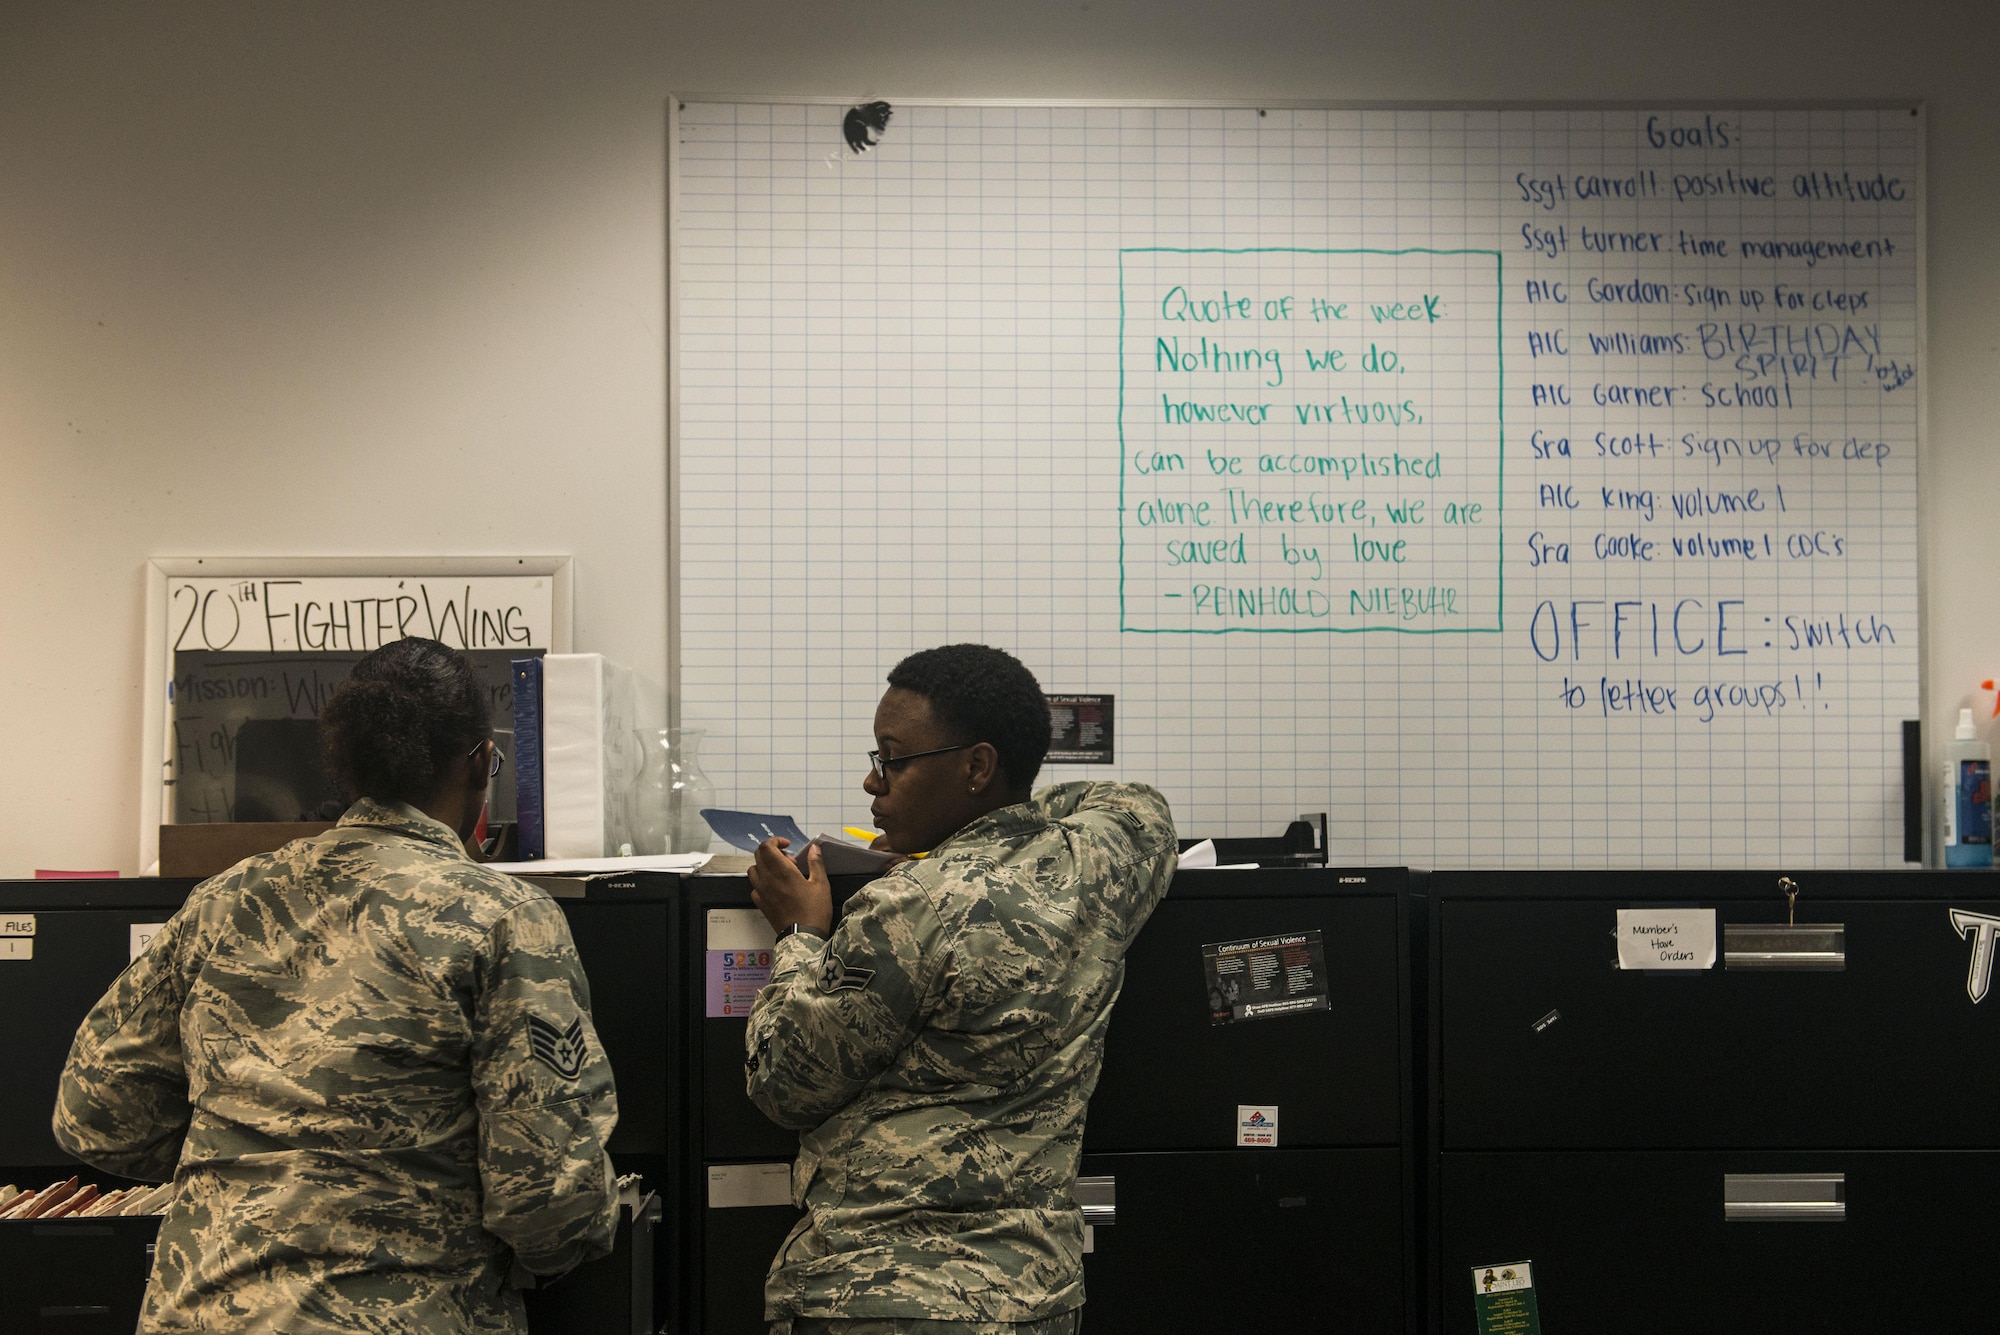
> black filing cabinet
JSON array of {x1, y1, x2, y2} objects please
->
[
  {"x1": 681, "y1": 873, "x2": 850, "y2": 1335},
  {"x1": 687, "y1": 866, "x2": 1421, "y2": 1335},
  {"x1": 0, "y1": 1214, "x2": 164, "y2": 1333},
  {"x1": 680, "y1": 875, "x2": 768, "y2": 1335},
  {"x1": 1430, "y1": 870, "x2": 2000, "y2": 1332},
  {"x1": 1079, "y1": 866, "x2": 1419, "y2": 1333},
  {"x1": 0, "y1": 880, "x2": 201, "y2": 1178},
  {"x1": 0, "y1": 879, "x2": 196, "y2": 1334},
  {"x1": 550, "y1": 873, "x2": 681, "y2": 1335},
  {"x1": 0, "y1": 874, "x2": 678, "y2": 1335},
  {"x1": 522, "y1": 1190, "x2": 665, "y2": 1335}
]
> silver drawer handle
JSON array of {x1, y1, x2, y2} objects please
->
[
  {"x1": 1074, "y1": 1175, "x2": 1116, "y2": 1226},
  {"x1": 1724, "y1": 1172, "x2": 1844, "y2": 1221},
  {"x1": 1723, "y1": 923, "x2": 1845, "y2": 971}
]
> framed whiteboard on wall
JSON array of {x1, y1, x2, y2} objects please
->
[
  {"x1": 671, "y1": 99, "x2": 1924, "y2": 869},
  {"x1": 140, "y1": 556, "x2": 574, "y2": 872}
]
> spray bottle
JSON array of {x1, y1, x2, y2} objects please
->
[{"x1": 1943, "y1": 708, "x2": 1993, "y2": 868}]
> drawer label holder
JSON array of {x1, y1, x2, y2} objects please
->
[
  {"x1": 0, "y1": 914, "x2": 32, "y2": 962},
  {"x1": 1614, "y1": 908, "x2": 1716, "y2": 970}
]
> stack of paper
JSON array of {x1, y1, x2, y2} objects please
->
[
  {"x1": 487, "y1": 853, "x2": 710, "y2": 875},
  {"x1": 1176, "y1": 839, "x2": 1259, "y2": 870}
]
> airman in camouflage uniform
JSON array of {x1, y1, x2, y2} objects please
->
[
  {"x1": 54, "y1": 798, "x2": 620, "y2": 1333},
  {"x1": 746, "y1": 780, "x2": 1176, "y2": 1331}
]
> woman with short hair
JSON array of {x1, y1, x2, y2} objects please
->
[{"x1": 57, "y1": 637, "x2": 619, "y2": 1333}]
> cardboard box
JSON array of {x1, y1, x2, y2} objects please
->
[{"x1": 158, "y1": 823, "x2": 333, "y2": 878}]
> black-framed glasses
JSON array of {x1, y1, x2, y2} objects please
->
[
  {"x1": 867, "y1": 743, "x2": 973, "y2": 782},
  {"x1": 468, "y1": 740, "x2": 506, "y2": 779}
]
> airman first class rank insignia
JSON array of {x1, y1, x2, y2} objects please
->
[
  {"x1": 819, "y1": 951, "x2": 875, "y2": 994},
  {"x1": 527, "y1": 1014, "x2": 587, "y2": 1080}
]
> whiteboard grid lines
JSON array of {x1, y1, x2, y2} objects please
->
[{"x1": 676, "y1": 104, "x2": 1920, "y2": 868}]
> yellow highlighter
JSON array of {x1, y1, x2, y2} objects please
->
[{"x1": 844, "y1": 825, "x2": 928, "y2": 858}]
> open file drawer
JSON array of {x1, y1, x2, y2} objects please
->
[{"x1": 0, "y1": 881, "x2": 199, "y2": 1169}]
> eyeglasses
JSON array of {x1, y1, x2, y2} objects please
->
[
  {"x1": 867, "y1": 743, "x2": 973, "y2": 782},
  {"x1": 468, "y1": 740, "x2": 507, "y2": 779}
]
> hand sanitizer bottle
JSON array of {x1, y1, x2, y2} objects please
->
[{"x1": 1944, "y1": 708, "x2": 1993, "y2": 868}]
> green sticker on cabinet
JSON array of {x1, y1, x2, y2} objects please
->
[{"x1": 1472, "y1": 1261, "x2": 1541, "y2": 1335}]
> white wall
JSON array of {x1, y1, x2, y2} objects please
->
[{"x1": 2, "y1": 0, "x2": 1994, "y2": 875}]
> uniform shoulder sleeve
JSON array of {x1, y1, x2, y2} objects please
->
[
  {"x1": 1045, "y1": 781, "x2": 1178, "y2": 860},
  {"x1": 1044, "y1": 782, "x2": 1179, "y2": 938},
  {"x1": 51, "y1": 875, "x2": 225, "y2": 1181},
  {"x1": 743, "y1": 869, "x2": 946, "y2": 1131},
  {"x1": 470, "y1": 895, "x2": 621, "y2": 1277}
]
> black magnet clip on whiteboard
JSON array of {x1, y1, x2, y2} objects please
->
[{"x1": 843, "y1": 102, "x2": 892, "y2": 154}]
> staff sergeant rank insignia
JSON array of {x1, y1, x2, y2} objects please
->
[{"x1": 527, "y1": 1014, "x2": 587, "y2": 1080}]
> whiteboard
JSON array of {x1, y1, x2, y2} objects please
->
[
  {"x1": 141, "y1": 557, "x2": 573, "y2": 869},
  {"x1": 672, "y1": 103, "x2": 1922, "y2": 868}
]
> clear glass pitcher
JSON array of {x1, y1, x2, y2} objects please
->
[{"x1": 630, "y1": 728, "x2": 716, "y2": 855}]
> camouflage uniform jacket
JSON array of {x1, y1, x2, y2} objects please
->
[
  {"x1": 53, "y1": 799, "x2": 620, "y2": 1334},
  {"x1": 745, "y1": 780, "x2": 1176, "y2": 1323}
]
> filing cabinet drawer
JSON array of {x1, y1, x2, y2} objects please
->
[
  {"x1": 1438, "y1": 1149, "x2": 2000, "y2": 1333},
  {"x1": 1081, "y1": 1148, "x2": 1408, "y2": 1332},
  {"x1": 1438, "y1": 878, "x2": 2000, "y2": 1149},
  {"x1": 1087, "y1": 869, "x2": 1407, "y2": 1152},
  {"x1": 700, "y1": 1161, "x2": 800, "y2": 1335}
]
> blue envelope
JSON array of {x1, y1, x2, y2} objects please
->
[{"x1": 701, "y1": 808, "x2": 810, "y2": 853}]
